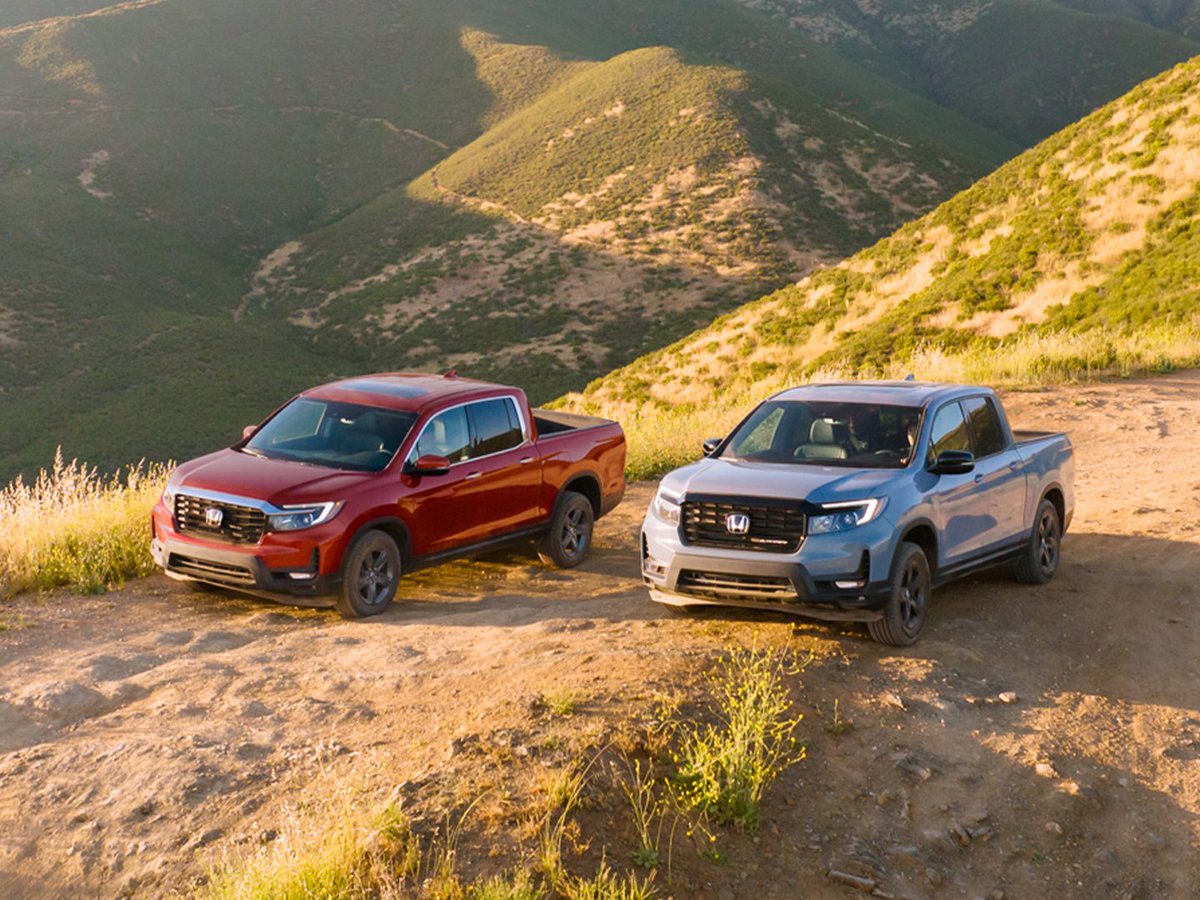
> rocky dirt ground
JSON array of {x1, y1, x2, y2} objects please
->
[{"x1": 1, "y1": 372, "x2": 1198, "y2": 898}]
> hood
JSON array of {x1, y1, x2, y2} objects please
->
[
  {"x1": 659, "y1": 458, "x2": 903, "y2": 506},
  {"x1": 175, "y1": 449, "x2": 376, "y2": 506}
]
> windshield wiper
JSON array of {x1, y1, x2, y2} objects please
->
[{"x1": 241, "y1": 446, "x2": 268, "y2": 459}]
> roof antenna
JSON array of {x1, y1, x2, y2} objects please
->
[
  {"x1": 443, "y1": 369, "x2": 458, "y2": 378},
  {"x1": 904, "y1": 373, "x2": 915, "y2": 381}
]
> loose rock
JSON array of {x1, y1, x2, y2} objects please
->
[{"x1": 828, "y1": 870, "x2": 876, "y2": 892}]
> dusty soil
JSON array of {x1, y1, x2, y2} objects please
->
[{"x1": 1, "y1": 372, "x2": 1198, "y2": 898}]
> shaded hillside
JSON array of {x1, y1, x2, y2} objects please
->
[
  {"x1": 562, "y1": 54, "x2": 1200, "y2": 420},
  {"x1": 738, "y1": 0, "x2": 1199, "y2": 144}
]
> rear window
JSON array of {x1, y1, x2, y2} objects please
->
[
  {"x1": 469, "y1": 398, "x2": 524, "y2": 457},
  {"x1": 962, "y1": 396, "x2": 1007, "y2": 457}
]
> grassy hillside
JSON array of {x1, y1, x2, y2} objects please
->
[
  {"x1": 559, "y1": 54, "x2": 1200, "y2": 476},
  {"x1": 251, "y1": 43, "x2": 980, "y2": 404},
  {"x1": 0, "y1": 0, "x2": 1188, "y2": 479},
  {"x1": 738, "y1": 0, "x2": 1200, "y2": 145}
]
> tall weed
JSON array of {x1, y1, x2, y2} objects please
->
[{"x1": 0, "y1": 449, "x2": 170, "y2": 597}]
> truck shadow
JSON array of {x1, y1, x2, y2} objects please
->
[{"x1": 171, "y1": 529, "x2": 1198, "y2": 713}]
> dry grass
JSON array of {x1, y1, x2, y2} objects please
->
[{"x1": 0, "y1": 449, "x2": 170, "y2": 597}]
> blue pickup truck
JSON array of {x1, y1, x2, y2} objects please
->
[{"x1": 641, "y1": 382, "x2": 1074, "y2": 645}]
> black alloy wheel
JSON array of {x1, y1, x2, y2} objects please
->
[
  {"x1": 538, "y1": 491, "x2": 594, "y2": 568},
  {"x1": 337, "y1": 530, "x2": 401, "y2": 618},
  {"x1": 868, "y1": 541, "x2": 931, "y2": 646}
]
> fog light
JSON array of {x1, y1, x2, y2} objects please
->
[
  {"x1": 643, "y1": 556, "x2": 667, "y2": 577},
  {"x1": 287, "y1": 571, "x2": 315, "y2": 581},
  {"x1": 834, "y1": 579, "x2": 866, "y2": 590}
]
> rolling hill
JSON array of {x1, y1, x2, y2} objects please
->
[
  {"x1": 558, "y1": 51, "x2": 1200, "y2": 471},
  {"x1": 0, "y1": 0, "x2": 1193, "y2": 479},
  {"x1": 737, "y1": 0, "x2": 1200, "y2": 144}
]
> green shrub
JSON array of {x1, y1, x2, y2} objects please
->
[{"x1": 668, "y1": 648, "x2": 806, "y2": 830}]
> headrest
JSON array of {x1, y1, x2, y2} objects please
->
[{"x1": 810, "y1": 418, "x2": 847, "y2": 444}]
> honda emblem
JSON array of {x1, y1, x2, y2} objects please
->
[
  {"x1": 725, "y1": 513, "x2": 750, "y2": 535},
  {"x1": 204, "y1": 507, "x2": 224, "y2": 528}
]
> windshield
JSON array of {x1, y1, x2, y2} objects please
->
[
  {"x1": 243, "y1": 398, "x2": 417, "y2": 472},
  {"x1": 719, "y1": 400, "x2": 922, "y2": 469}
]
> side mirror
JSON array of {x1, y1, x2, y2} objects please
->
[
  {"x1": 702, "y1": 437, "x2": 722, "y2": 456},
  {"x1": 404, "y1": 454, "x2": 451, "y2": 477},
  {"x1": 930, "y1": 450, "x2": 975, "y2": 475},
  {"x1": 242, "y1": 425, "x2": 257, "y2": 441}
]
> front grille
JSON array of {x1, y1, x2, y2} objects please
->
[
  {"x1": 676, "y1": 570, "x2": 796, "y2": 602},
  {"x1": 175, "y1": 494, "x2": 266, "y2": 544},
  {"x1": 168, "y1": 553, "x2": 256, "y2": 586},
  {"x1": 681, "y1": 497, "x2": 806, "y2": 553}
]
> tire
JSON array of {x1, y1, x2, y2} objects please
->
[
  {"x1": 1012, "y1": 498, "x2": 1061, "y2": 585},
  {"x1": 538, "y1": 491, "x2": 594, "y2": 568},
  {"x1": 336, "y1": 530, "x2": 401, "y2": 618},
  {"x1": 868, "y1": 541, "x2": 931, "y2": 646}
]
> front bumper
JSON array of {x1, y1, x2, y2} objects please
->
[
  {"x1": 641, "y1": 507, "x2": 895, "y2": 623},
  {"x1": 152, "y1": 536, "x2": 339, "y2": 601}
]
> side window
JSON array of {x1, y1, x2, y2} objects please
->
[
  {"x1": 962, "y1": 397, "x2": 1007, "y2": 458},
  {"x1": 469, "y1": 398, "x2": 524, "y2": 457},
  {"x1": 412, "y1": 406, "x2": 471, "y2": 463},
  {"x1": 927, "y1": 402, "x2": 970, "y2": 466}
]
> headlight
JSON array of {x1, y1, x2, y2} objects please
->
[
  {"x1": 267, "y1": 501, "x2": 343, "y2": 532},
  {"x1": 652, "y1": 489, "x2": 682, "y2": 526},
  {"x1": 161, "y1": 470, "x2": 180, "y2": 511},
  {"x1": 807, "y1": 499, "x2": 884, "y2": 535}
]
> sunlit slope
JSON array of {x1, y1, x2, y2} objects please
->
[{"x1": 562, "y1": 55, "x2": 1200, "y2": 416}]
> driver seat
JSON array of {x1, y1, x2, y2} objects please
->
[{"x1": 795, "y1": 418, "x2": 849, "y2": 460}]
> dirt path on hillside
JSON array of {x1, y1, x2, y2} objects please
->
[{"x1": 1, "y1": 373, "x2": 1198, "y2": 898}]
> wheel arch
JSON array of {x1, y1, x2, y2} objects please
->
[
  {"x1": 560, "y1": 472, "x2": 602, "y2": 519},
  {"x1": 1040, "y1": 485, "x2": 1066, "y2": 529},
  {"x1": 346, "y1": 516, "x2": 412, "y2": 569},
  {"x1": 899, "y1": 520, "x2": 939, "y2": 577}
]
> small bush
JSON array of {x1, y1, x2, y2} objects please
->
[
  {"x1": 540, "y1": 688, "x2": 580, "y2": 718},
  {"x1": 667, "y1": 648, "x2": 806, "y2": 830}
]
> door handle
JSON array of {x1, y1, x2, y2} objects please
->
[
  {"x1": 1008, "y1": 462, "x2": 1018, "y2": 471},
  {"x1": 974, "y1": 473, "x2": 984, "y2": 484},
  {"x1": 465, "y1": 471, "x2": 482, "y2": 480},
  {"x1": 519, "y1": 456, "x2": 535, "y2": 464}
]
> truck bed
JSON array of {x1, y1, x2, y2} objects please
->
[
  {"x1": 532, "y1": 409, "x2": 618, "y2": 437},
  {"x1": 1013, "y1": 429, "x2": 1059, "y2": 442}
]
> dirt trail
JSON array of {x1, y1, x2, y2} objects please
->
[{"x1": 1, "y1": 373, "x2": 1198, "y2": 898}]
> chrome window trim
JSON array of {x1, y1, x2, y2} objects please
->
[{"x1": 403, "y1": 394, "x2": 530, "y2": 469}]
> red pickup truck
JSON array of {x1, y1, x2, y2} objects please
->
[{"x1": 150, "y1": 373, "x2": 626, "y2": 616}]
